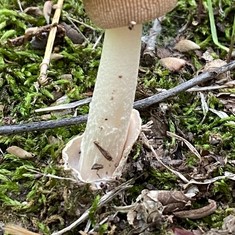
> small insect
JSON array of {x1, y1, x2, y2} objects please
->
[
  {"x1": 91, "y1": 163, "x2": 104, "y2": 170},
  {"x1": 128, "y1": 21, "x2": 136, "y2": 30},
  {"x1": 91, "y1": 163, "x2": 103, "y2": 178},
  {"x1": 94, "y1": 141, "x2": 113, "y2": 161}
]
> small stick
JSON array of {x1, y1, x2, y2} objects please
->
[
  {"x1": 141, "y1": 132, "x2": 189, "y2": 184},
  {"x1": 38, "y1": 0, "x2": 64, "y2": 85},
  {"x1": 17, "y1": 0, "x2": 23, "y2": 12},
  {"x1": 0, "y1": 115, "x2": 88, "y2": 135},
  {"x1": 35, "y1": 97, "x2": 92, "y2": 112},
  {"x1": 65, "y1": 14, "x2": 88, "y2": 43},
  {"x1": 4, "y1": 224, "x2": 40, "y2": 235}
]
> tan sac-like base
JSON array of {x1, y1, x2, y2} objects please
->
[{"x1": 62, "y1": 109, "x2": 141, "y2": 188}]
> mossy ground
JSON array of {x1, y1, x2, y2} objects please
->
[{"x1": 0, "y1": 0, "x2": 235, "y2": 234}]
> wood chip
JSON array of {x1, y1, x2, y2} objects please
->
[
  {"x1": 174, "y1": 39, "x2": 200, "y2": 52},
  {"x1": 160, "y1": 57, "x2": 186, "y2": 71},
  {"x1": 6, "y1": 146, "x2": 34, "y2": 159}
]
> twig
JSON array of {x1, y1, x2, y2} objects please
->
[
  {"x1": 0, "y1": 61, "x2": 235, "y2": 135},
  {"x1": 64, "y1": 14, "x2": 96, "y2": 31},
  {"x1": 36, "y1": 60, "x2": 235, "y2": 113},
  {"x1": 0, "y1": 115, "x2": 88, "y2": 135},
  {"x1": 187, "y1": 82, "x2": 235, "y2": 92},
  {"x1": 38, "y1": 0, "x2": 64, "y2": 85},
  {"x1": 92, "y1": 33, "x2": 103, "y2": 49},
  {"x1": 52, "y1": 179, "x2": 133, "y2": 235},
  {"x1": 134, "y1": 60, "x2": 235, "y2": 109}
]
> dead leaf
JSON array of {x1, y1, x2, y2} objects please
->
[
  {"x1": 209, "y1": 108, "x2": 235, "y2": 125},
  {"x1": 4, "y1": 224, "x2": 40, "y2": 235},
  {"x1": 144, "y1": 190, "x2": 192, "y2": 213},
  {"x1": 199, "y1": 92, "x2": 209, "y2": 123},
  {"x1": 173, "y1": 199, "x2": 217, "y2": 219},
  {"x1": 127, "y1": 189, "x2": 196, "y2": 229},
  {"x1": 173, "y1": 227, "x2": 195, "y2": 235},
  {"x1": 61, "y1": 22, "x2": 85, "y2": 44},
  {"x1": 6, "y1": 146, "x2": 34, "y2": 159},
  {"x1": 50, "y1": 53, "x2": 64, "y2": 60},
  {"x1": 200, "y1": 59, "x2": 229, "y2": 83},
  {"x1": 160, "y1": 57, "x2": 186, "y2": 71},
  {"x1": 201, "y1": 50, "x2": 214, "y2": 62},
  {"x1": 174, "y1": 39, "x2": 200, "y2": 52},
  {"x1": 127, "y1": 189, "x2": 165, "y2": 229},
  {"x1": 24, "y1": 7, "x2": 43, "y2": 16},
  {"x1": 222, "y1": 214, "x2": 235, "y2": 232},
  {"x1": 43, "y1": 1, "x2": 53, "y2": 24}
]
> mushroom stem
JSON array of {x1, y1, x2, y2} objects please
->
[{"x1": 78, "y1": 24, "x2": 142, "y2": 182}]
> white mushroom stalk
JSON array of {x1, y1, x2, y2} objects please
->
[
  {"x1": 79, "y1": 25, "x2": 142, "y2": 182},
  {"x1": 63, "y1": 25, "x2": 142, "y2": 184}
]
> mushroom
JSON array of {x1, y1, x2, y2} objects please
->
[{"x1": 63, "y1": 0, "x2": 177, "y2": 187}]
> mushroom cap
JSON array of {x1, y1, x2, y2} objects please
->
[{"x1": 83, "y1": 0, "x2": 177, "y2": 29}]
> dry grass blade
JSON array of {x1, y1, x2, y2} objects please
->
[
  {"x1": 183, "y1": 171, "x2": 235, "y2": 188},
  {"x1": 35, "y1": 97, "x2": 92, "y2": 112},
  {"x1": 187, "y1": 82, "x2": 235, "y2": 92},
  {"x1": 38, "y1": 0, "x2": 64, "y2": 85},
  {"x1": 167, "y1": 131, "x2": 201, "y2": 161}
]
